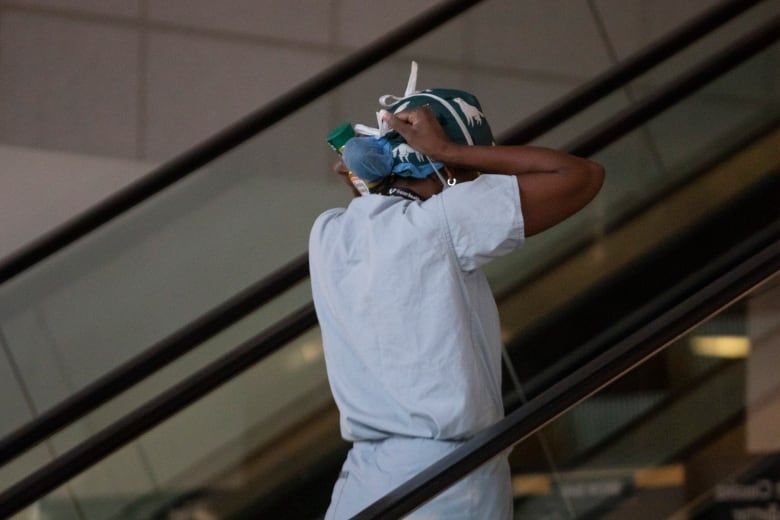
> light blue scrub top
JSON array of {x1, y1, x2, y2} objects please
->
[{"x1": 309, "y1": 174, "x2": 525, "y2": 443}]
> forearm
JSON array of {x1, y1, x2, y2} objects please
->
[
  {"x1": 435, "y1": 142, "x2": 604, "y2": 236},
  {"x1": 384, "y1": 105, "x2": 605, "y2": 236},
  {"x1": 382, "y1": 106, "x2": 599, "y2": 178},
  {"x1": 432, "y1": 142, "x2": 598, "y2": 177}
]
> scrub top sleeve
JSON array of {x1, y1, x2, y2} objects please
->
[{"x1": 438, "y1": 174, "x2": 525, "y2": 271}]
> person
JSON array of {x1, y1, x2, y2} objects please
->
[{"x1": 309, "y1": 64, "x2": 604, "y2": 519}]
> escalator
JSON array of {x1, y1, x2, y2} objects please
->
[
  {"x1": 0, "y1": 0, "x2": 778, "y2": 518},
  {"x1": 346, "y1": 147, "x2": 780, "y2": 518},
  {"x1": 465, "y1": 271, "x2": 780, "y2": 520},
  {"x1": 221, "y1": 99, "x2": 780, "y2": 517},
  {"x1": 232, "y1": 127, "x2": 780, "y2": 519}
]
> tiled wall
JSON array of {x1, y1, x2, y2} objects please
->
[
  {"x1": 2, "y1": 0, "x2": 738, "y2": 163},
  {"x1": 1, "y1": 1, "x2": 773, "y2": 518},
  {"x1": 0, "y1": 0, "x2": 442, "y2": 162}
]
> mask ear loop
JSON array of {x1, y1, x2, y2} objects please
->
[
  {"x1": 426, "y1": 157, "x2": 450, "y2": 189},
  {"x1": 444, "y1": 166, "x2": 457, "y2": 187}
]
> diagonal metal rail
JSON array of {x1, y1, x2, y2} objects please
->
[{"x1": 352, "y1": 233, "x2": 780, "y2": 519}]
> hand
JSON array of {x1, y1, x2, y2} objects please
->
[
  {"x1": 332, "y1": 159, "x2": 362, "y2": 198},
  {"x1": 382, "y1": 106, "x2": 454, "y2": 161},
  {"x1": 333, "y1": 159, "x2": 350, "y2": 177}
]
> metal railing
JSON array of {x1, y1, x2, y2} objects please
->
[{"x1": 353, "y1": 230, "x2": 780, "y2": 519}]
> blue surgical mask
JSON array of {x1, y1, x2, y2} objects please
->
[{"x1": 341, "y1": 136, "x2": 394, "y2": 183}]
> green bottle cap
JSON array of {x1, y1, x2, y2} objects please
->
[{"x1": 327, "y1": 122, "x2": 355, "y2": 154}]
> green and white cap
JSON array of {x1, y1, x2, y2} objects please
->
[{"x1": 355, "y1": 61, "x2": 495, "y2": 180}]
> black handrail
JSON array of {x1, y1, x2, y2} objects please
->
[
  {"x1": 0, "y1": 0, "x2": 485, "y2": 285},
  {"x1": 0, "y1": 16, "x2": 776, "y2": 518},
  {"x1": 352, "y1": 234, "x2": 780, "y2": 519},
  {"x1": 563, "y1": 13, "x2": 780, "y2": 158},
  {"x1": 0, "y1": 0, "x2": 762, "y2": 286},
  {"x1": 0, "y1": 0, "x2": 763, "y2": 471},
  {"x1": 0, "y1": 303, "x2": 319, "y2": 519},
  {"x1": 498, "y1": 0, "x2": 766, "y2": 145},
  {"x1": 502, "y1": 118, "x2": 780, "y2": 409},
  {"x1": 0, "y1": 253, "x2": 308, "y2": 467}
]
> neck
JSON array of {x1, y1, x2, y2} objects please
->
[
  {"x1": 389, "y1": 177, "x2": 441, "y2": 200},
  {"x1": 387, "y1": 168, "x2": 479, "y2": 200}
]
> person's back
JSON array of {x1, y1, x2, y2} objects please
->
[
  {"x1": 310, "y1": 174, "x2": 521, "y2": 518},
  {"x1": 310, "y1": 64, "x2": 604, "y2": 518}
]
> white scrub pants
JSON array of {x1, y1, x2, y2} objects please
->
[{"x1": 325, "y1": 437, "x2": 513, "y2": 519}]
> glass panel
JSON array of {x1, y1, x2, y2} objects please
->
[
  {"x1": 486, "y1": 35, "x2": 780, "y2": 297},
  {"x1": 498, "y1": 40, "x2": 780, "y2": 398},
  {"x1": 507, "y1": 274, "x2": 780, "y2": 519},
  {"x1": 11, "y1": 326, "x2": 339, "y2": 520}
]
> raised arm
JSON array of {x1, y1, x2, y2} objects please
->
[{"x1": 383, "y1": 107, "x2": 605, "y2": 237}]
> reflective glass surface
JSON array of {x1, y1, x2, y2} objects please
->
[{"x1": 507, "y1": 274, "x2": 780, "y2": 519}]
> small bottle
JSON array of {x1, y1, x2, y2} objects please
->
[{"x1": 326, "y1": 122, "x2": 355, "y2": 155}]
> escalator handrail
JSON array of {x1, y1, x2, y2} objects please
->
[
  {"x1": 0, "y1": 253, "x2": 309, "y2": 468},
  {"x1": 0, "y1": 16, "x2": 777, "y2": 517},
  {"x1": 352, "y1": 233, "x2": 780, "y2": 519},
  {"x1": 0, "y1": 304, "x2": 319, "y2": 519},
  {"x1": 0, "y1": 0, "x2": 761, "y2": 286},
  {"x1": 0, "y1": 0, "x2": 485, "y2": 286},
  {"x1": 0, "y1": 0, "x2": 763, "y2": 470},
  {"x1": 564, "y1": 12, "x2": 780, "y2": 158},
  {"x1": 498, "y1": 0, "x2": 766, "y2": 145}
]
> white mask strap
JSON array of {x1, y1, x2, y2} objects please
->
[
  {"x1": 426, "y1": 157, "x2": 450, "y2": 190},
  {"x1": 379, "y1": 61, "x2": 419, "y2": 107}
]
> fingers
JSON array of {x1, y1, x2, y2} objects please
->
[
  {"x1": 384, "y1": 109, "x2": 411, "y2": 125},
  {"x1": 383, "y1": 105, "x2": 432, "y2": 130},
  {"x1": 333, "y1": 159, "x2": 349, "y2": 176},
  {"x1": 382, "y1": 109, "x2": 407, "y2": 132},
  {"x1": 380, "y1": 105, "x2": 451, "y2": 160}
]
